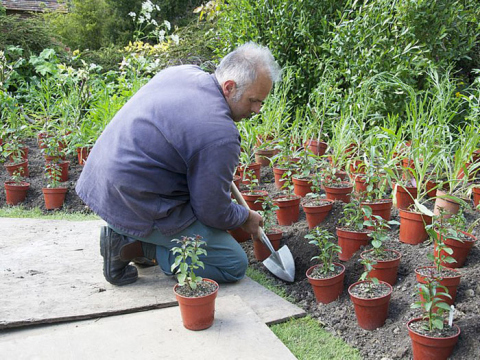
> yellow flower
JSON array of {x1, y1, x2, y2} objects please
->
[
  {"x1": 73, "y1": 49, "x2": 80, "y2": 56},
  {"x1": 455, "y1": 92, "x2": 461, "y2": 98}
]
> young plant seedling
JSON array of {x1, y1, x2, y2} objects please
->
[
  {"x1": 359, "y1": 257, "x2": 379, "y2": 293},
  {"x1": 258, "y1": 195, "x2": 279, "y2": 234},
  {"x1": 170, "y1": 235, "x2": 207, "y2": 291},
  {"x1": 45, "y1": 161, "x2": 63, "y2": 188},
  {"x1": 306, "y1": 228, "x2": 341, "y2": 275},
  {"x1": 338, "y1": 200, "x2": 366, "y2": 231},
  {"x1": 363, "y1": 213, "x2": 400, "y2": 258}
]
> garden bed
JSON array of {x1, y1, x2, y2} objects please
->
[{"x1": 1, "y1": 140, "x2": 480, "y2": 359}]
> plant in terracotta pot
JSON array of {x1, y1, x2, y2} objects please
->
[
  {"x1": 240, "y1": 170, "x2": 267, "y2": 211},
  {"x1": 2, "y1": 138, "x2": 29, "y2": 177},
  {"x1": 271, "y1": 137, "x2": 300, "y2": 190},
  {"x1": 4, "y1": 169, "x2": 30, "y2": 205},
  {"x1": 408, "y1": 272, "x2": 460, "y2": 360},
  {"x1": 415, "y1": 234, "x2": 461, "y2": 306},
  {"x1": 272, "y1": 174, "x2": 301, "y2": 226},
  {"x1": 360, "y1": 214, "x2": 401, "y2": 285},
  {"x1": 254, "y1": 196, "x2": 282, "y2": 261},
  {"x1": 305, "y1": 228, "x2": 344, "y2": 304},
  {"x1": 237, "y1": 148, "x2": 261, "y2": 185},
  {"x1": 321, "y1": 161, "x2": 353, "y2": 203},
  {"x1": 42, "y1": 161, "x2": 68, "y2": 210},
  {"x1": 171, "y1": 235, "x2": 219, "y2": 331},
  {"x1": 429, "y1": 208, "x2": 478, "y2": 268},
  {"x1": 291, "y1": 148, "x2": 320, "y2": 197},
  {"x1": 348, "y1": 258, "x2": 393, "y2": 330},
  {"x1": 301, "y1": 176, "x2": 334, "y2": 229},
  {"x1": 336, "y1": 200, "x2": 371, "y2": 261}
]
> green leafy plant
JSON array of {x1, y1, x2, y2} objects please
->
[
  {"x1": 258, "y1": 196, "x2": 279, "y2": 234},
  {"x1": 44, "y1": 161, "x2": 63, "y2": 189},
  {"x1": 358, "y1": 258, "x2": 379, "y2": 293},
  {"x1": 10, "y1": 169, "x2": 26, "y2": 184},
  {"x1": 411, "y1": 271, "x2": 452, "y2": 331},
  {"x1": 363, "y1": 214, "x2": 400, "y2": 258},
  {"x1": 170, "y1": 235, "x2": 207, "y2": 290},
  {"x1": 338, "y1": 200, "x2": 366, "y2": 231},
  {"x1": 306, "y1": 228, "x2": 341, "y2": 276}
]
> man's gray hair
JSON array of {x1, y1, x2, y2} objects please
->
[{"x1": 215, "y1": 42, "x2": 281, "y2": 99}]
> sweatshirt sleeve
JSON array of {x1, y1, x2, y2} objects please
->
[{"x1": 186, "y1": 138, "x2": 249, "y2": 230}]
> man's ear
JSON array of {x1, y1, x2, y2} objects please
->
[{"x1": 222, "y1": 80, "x2": 237, "y2": 98}]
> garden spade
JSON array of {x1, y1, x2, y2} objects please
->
[{"x1": 231, "y1": 182, "x2": 295, "y2": 282}]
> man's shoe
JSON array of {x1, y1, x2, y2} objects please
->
[
  {"x1": 100, "y1": 226, "x2": 138, "y2": 286},
  {"x1": 132, "y1": 257, "x2": 157, "y2": 267}
]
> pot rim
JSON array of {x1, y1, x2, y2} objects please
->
[
  {"x1": 173, "y1": 278, "x2": 219, "y2": 300},
  {"x1": 414, "y1": 266, "x2": 461, "y2": 279},
  {"x1": 306, "y1": 263, "x2": 345, "y2": 280},
  {"x1": 406, "y1": 317, "x2": 461, "y2": 339},
  {"x1": 360, "y1": 248, "x2": 402, "y2": 262},
  {"x1": 348, "y1": 279, "x2": 393, "y2": 299}
]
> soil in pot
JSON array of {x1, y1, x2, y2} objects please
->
[
  {"x1": 348, "y1": 280, "x2": 393, "y2": 330},
  {"x1": 360, "y1": 249, "x2": 402, "y2": 285},
  {"x1": 306, "y1": 263, "x2": 345, "y2": 304},
  {"x1": 407, "y1": 318, "x2": 460, "y2": 360},
  {"x1": 174, "y1": 279, "x2": 219, "y2": 331}
]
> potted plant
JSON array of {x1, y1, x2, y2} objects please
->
[
  {"x1": 240, "y1": 170, "x2": 267, "y2": 211},
  {"x1": 272, "y1": 174, "x2": 301, "y2": 226},
  {"x1": 360, "y1": 213, "x2": 401, "y2": 285},
  {"x1": 408, "y1": 273, "x2": 460, "y2": 360},
  {"x1": 271, "y1": 137, "x2": 299, "y2": 190},
  {"x1": 291, "y1": 148, "x2": 320, "y2": 197},
  {"x1": 321, "y1": 161, "x2": 354, "y2": 203},
  {"x1": 4, "y1": 169, "x2": 30, "y2": 205},
  {"x1": 348, "y1": 258, "x2": 393, "y2": 330},
  {"x1": 2, "y1": 139, "x2": 29, "y2": 177},
  {"x1": 430, "y1": 208, "x2": 478, "y2": 268},
  {"x1": 42, "y1": 162, "x2": 68, "y2": 210},
  {"x1": 305, "y1": 228, "x2": 344, "y2": 304},
  {"x1": 336, "y1": 200, "x2": 371, "y2": 261},
  {"x1": 254, "y1": 196, "x2": 282, "y2": 261},
  {"x1": 415, "y1": 236, "x2": 461, "y2": 306},
  {"x1": 301, "y1": 174, "x2": 334, "y2": 229},
  {"x1": 171, "y1": 235, "x2": 219, "y2": 331}
]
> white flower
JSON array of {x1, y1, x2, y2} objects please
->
[
  {"x1": 164, "y1": 20, "x2": 171, "y2": 31},
  {"x1": 142, "y1": 0, "x2": 154, "y2": 13},
  {"x1": 158, "y1": 30, "x2": 166, "y2": 42},
  {"x1": 151, "y1": 19, "x2": 158, "y2": 26},
  {"x1": 128, "y1": 12, "x2": 136, "y2": 18},
  {"x1": 170, "y1": 34, "x2": 180, "y2": 45},
  {"x1": 138, "y1": 16, "x2": 145, "y2": 24}
]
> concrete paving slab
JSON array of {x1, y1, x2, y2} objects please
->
[
  {"x1": 0, "y1": 295, "x2": 297, "y2": 360},
  {"x1": 0, "y1": 218, "x2": 305, "y2": 329}
]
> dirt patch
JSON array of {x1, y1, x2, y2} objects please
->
[{"x1": 2, "y1": 142, "x2": 480, "y2": 359}]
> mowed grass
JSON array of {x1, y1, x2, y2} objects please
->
[
  {"x1": 0, "y1": 206, "x2": 100, "y2": 221},
  {"x1": 247, "y1": 267, "x2": 361, "y2": 360},
  {"x1": 1, "y1": 208, "x2": 360, "y2": 359}
]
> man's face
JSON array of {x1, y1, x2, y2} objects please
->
[{"x1": 223, "y1": 71, "x2": 273, "y2": 122}]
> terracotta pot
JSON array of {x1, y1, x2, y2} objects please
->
[
  {"x1": 253, "y1": 229, "x2": 282, "y2": 261},
  {"x1": 4, "y1": 160, "x2": 29, "y2": 178},
  {"x1": 306, "y1": 263, "x2": 345, "y2": 304},
  {"x1": 4, "y1": 181, "x2": 30, "y2": 205},
  {"x1": 273, "y1": 195, "x2": 301, "y2": 225},
  {"x1": 238, "y1": 163, "x2": 261, "y2": 185},
  {"x1": 302, "y1": 200, "x2": 334, "y2": 229},
  {"x1": 227, "y1": 227, "x2": 250, "y2": 243},
  {"x1": 324, "y1": 182, "x2": 353, "y2": 203},
  {"x1": 354, "y1": 174, "x2": 368, "y2": 193},
  {"x1": 361, "y1": 199, "x2": 392, "y2": 222},
  {"x1": 434, "y1": 190, "x2": 460, "y2": 219},
  {"x1": 348, "y1": 280, "x2": 392, "y2": 330},
  {"x1": 292, "y1": 176, "x2": 313, "y2": 197},
  {"x1": 241, "y1": 190, "x2": 268, "y2": 211},
  {"x1": 273, "y1": 167, "x2": 296, "y2": 189},
  {"x1": 399, "y1": 209, "x2": 432, "y2": 245},
  {"x1": 46, "y1": 161, "x2": 70, "y2": 182},
  {"x1": 457, "y1": 162, "x2": 472, "y2": 181},
  {"x1": 254, "y1": 148, "x2": 276, "y2": 167},
  {"x1": 415, "y1": 266, "x2": 461, "y2": 305},
  {"x1": 360, "y1": 249, "x2": 402, "y2": 285},
  {"x1": 174, "y1": 279, "x2": 219, "y2": 330},
  {"x1": 76, "y1": 146, "x2": 91, "y2": 165},
  {"x1": 336, "y1": 227, "x2": 370, "y2": 261},
  {"x1": 434, "y1": 231, "x2": 476, "y2": 268},
  {"x1": 349, "y1": 160, "x2": 366, "y2": 175},
  {"x1": 473, "y1": 186, "x2": 480, "y2": 210},
  {"x1": 304, "y1": 139, "x2": 327, "y2": 156},
  {"x1": 395, "y1": 184, "x2": 417, "y2": 210},
  {"x1": 233, "y1": 175, "x2": 241, "y2": 188},
  {"x1": 407, "y1": 317, "x2": 460, "y2": 360},
  {"x1": 425, "y1": 179, "x2": 438, "y2": 198},
  {"x1": 402, "y1": 158, "x2": 415, "y2": 170},
  {"x1": 42, "y1": 187, "x2": 68, "y2": 210}
]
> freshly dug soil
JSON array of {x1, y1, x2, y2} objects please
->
[{"x1": 2, "y1": 140, "x2": 480, "y2": 359}]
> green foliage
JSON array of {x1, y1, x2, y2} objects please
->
[
  {"x1": 338, "y1": 200, "x2": 365, "y2": 231},
  {"x1": 170, "y1": 235, "x2": 207, "y2": 290},
  {"x1": 411, "y1": 271, "x2": 452, "y2": 331},
  {"x1": 363, "y1": 214, "x2": 400, "y2": 257},
  {"x1": 44, "y1": 161, "x2": 63, "y2": 188},
  {"x1": 306, "y1": 228, "x2": 341, "y2": 275},
  {"x1": 258, "y1": 196, "x2": 279, "y2": 234},
  {"x1": 358, "y1": 258, "x2": 379, "y2": 291}
]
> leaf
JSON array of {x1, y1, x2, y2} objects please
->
[{"x1": 414, "y1": 200, "x2": 434, "y2": 217}]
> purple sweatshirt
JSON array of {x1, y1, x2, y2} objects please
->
[{"x1": 76, "y1": 65, "x2": 249, "y2": 238}]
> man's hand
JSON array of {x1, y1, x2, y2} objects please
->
[{"x1": 240, "y1": 210, "x2": 264, "y2": 240}]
